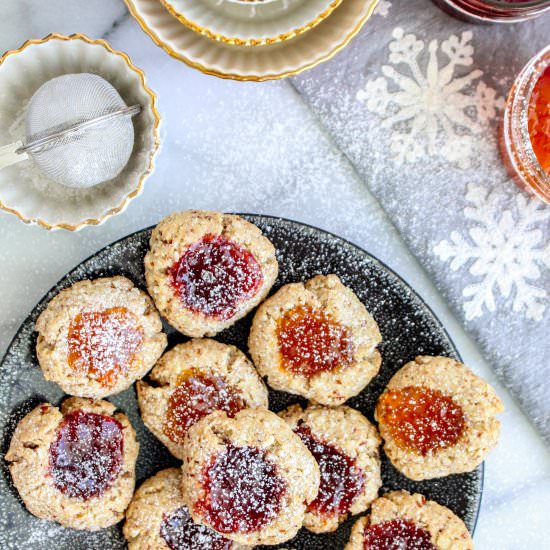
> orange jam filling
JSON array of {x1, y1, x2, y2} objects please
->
[
  {"x1": 376, "y1": 386, "x2": 465, "y2": 456},
  {"x1": 528, "y1": 65, "x2": 550, "y2": 174},
  {"x1": 277, "y1": 305, "x2": 354, "y2": 377},
  {"x1": 67, "y1": 307, "x2": 143, "y2": 387},
  {"x1": 163, "y1": 369, "x2": 245, "y2": 445}
]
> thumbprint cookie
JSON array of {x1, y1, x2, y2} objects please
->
[
  {"x1": 181, "y1": 408, "x2": 320, "y2": 546},
  {"x1": 345, "y1": 491, "x2": 473, "y2": 550},
  {"x1": 124, "y1": 468, "x2": 245, "y2": 550},
  {"x1": 5, "y1": 397, "x2": 138, "y2": 531},
  {"x1": 279, "y1": 404, "x2": 382, "y2": 534},
  {"x1": 249, "y1": 274, "x2": 382, "y2": 405},
  {"x1": 145, "y1": 210, "x2": 278, "y2": 337},
  {"x1": 36, "y1": 276, "x2": 167, "y2": 399},
  {"x1": 375, "y1": 356, "x2": 503, "y2": 480},
  {"x1": 137, "y1": 338, "x2": 268, "y2": 459}
]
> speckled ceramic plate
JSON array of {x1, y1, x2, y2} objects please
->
[{"x1": 0, "y1": 216, "x2": 482, "y2": 549}]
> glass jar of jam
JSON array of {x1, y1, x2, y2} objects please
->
[
  {"x1": 432, "y1": 0, "x2": 550, "y2": 23},
  {"x1": 501, "y1": 45, "x2": 550, "y2": 204}
]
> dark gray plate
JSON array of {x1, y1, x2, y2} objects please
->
[{"x1": 0, "y1": 216, "x2": 482, "y2": 550}]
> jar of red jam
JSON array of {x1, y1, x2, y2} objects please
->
[
  {"x1": 501, "y1": 45, "x2": 550, "y2": 204},
  {"x1": 433, "y1": 0, "x2": 550, "y2": 22}
]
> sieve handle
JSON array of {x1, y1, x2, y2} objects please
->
[
  {"x1": 0, "y1": 141, "x2": 28, "y2": 170},
  {"x1": 19, "y1": 104, "x2": 142, "y2": 155}
]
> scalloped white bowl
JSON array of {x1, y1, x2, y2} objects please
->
[
  {"x1": 126, "y1": 0, "x2": 379, "y2": 80},
  {"x1": 0, "y1": 34, "x2": 160, "y2": 231},
  {"x1": 160, "y1": 0, "x2": 342, "y2": 45}
]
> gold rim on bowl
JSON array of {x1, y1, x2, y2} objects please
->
[
  {"x1": 0, "y1": 33, "x2": 161, "y2": 231},
  {"x1": 158, "y1": 0, "x2": 343, "y2": 47},
  {"x1": 124, "y1": 0, "x2": 380, "y2": 81}
]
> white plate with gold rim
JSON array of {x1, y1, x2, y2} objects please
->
[
  {"x1": 124, "y1": 0, "x2": 380, "y2": 81},
  {"x1": 0, "y1": 34, "x2": 160, "y2": 231},
  {"x1": 160, "y1": 0, "x2": 343, "y2": 46}
]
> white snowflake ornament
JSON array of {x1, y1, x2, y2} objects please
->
[
  {"x1": 375, "y1": 1, "x2": 392, "y2": 17},
  {"x1": 434, "y1": 183, "x2": 550, "y2": 322},
  {"x1": 356, "y1": 28, "x2": 505, "y2": 168}
]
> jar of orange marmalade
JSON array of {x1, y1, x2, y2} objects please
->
[
  {"x1": 433, "y1": 0, "x2": 550, "y2": 22},
  {"x1": 500, "y1": 45, "x2": 550, "y2": 204}
]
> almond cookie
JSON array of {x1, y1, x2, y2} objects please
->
[
  {"x1": 124, "y1": 468, "x2": 245, "y2": 550},
  {"x1": 36, "y1": 276, "x2": 167, "y2": 399},
  {"x1": 279, "y1": 404, "x2": 382, "y2": 534},
  {"x1": 145, "y1": 210, "x2": 278, "y2": 337},
  {"x1": 345, "y1": 491, "x2": 473, "y2": 550},
  {"x1": 181, "y1": 408, "x2": 320, "y2": 546},
  {"x1": 375, "y1": 355, "x2": 503, "y2": 480},
  {"x1": 249, "y1": 274, "x2": 382, "y2": 405},
  {"x1": 5, "y1": 397, "x2": 138, "y2": 531},
  {"x1": 137, "y1": 338, "x2": 268, "y2": 459}
]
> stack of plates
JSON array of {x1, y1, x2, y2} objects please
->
[{"x1": 124, "y1": 0, "x2": 380, "y2": 80}]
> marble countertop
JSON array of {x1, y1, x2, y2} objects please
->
[{"x1": 1, "y1": 1, "x2": 549, "y2": 548}]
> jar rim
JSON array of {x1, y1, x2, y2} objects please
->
[
  {"x1": 516, "y1": 46, "x2": 550, "y2": 170},
  {"x1": 506, "y1": 45, "x2": 550, "y2": 200},
  {"x1": 482, "y1": 0, "x2": 550, "y2": 6}
]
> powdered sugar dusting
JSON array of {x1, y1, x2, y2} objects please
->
[
  {"x1": 49, "y1": 409, "x2": 124, "y2": 500},
  {"x1": 278, "y1": 305, "x2": 354, "y2": 377},
  {"x1": 363, "y1": 519, "x2": 436, "y2": 549},
  {"x1": 68, "y1": 307, "x2": 143, "y2": 387},
  {"x1": 295, "y1": 425, "x2": 365, "y2": 517},
  {"x1": 197, "y1": 445, "x2": 286, "y2": 535},
  {"x1": 0, "y1": 219, "x2": 481, "y2": 549},
  {"x1": 292, "y1": 4, "x2": 550, "y2": 447},
  {"x1": 377, "y1": 387, "x2": 466, "y2": 456},
  {"x1": 163, "y1": 372, "x2": 245, "y2": 444},
  {"x1": 160, "y1": 505, "x2": 233, "y2": 550},
  {"x1": 170, "y1": 233, "x2": 263, "y2": 320}
]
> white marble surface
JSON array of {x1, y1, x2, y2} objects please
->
[{"x1": 0, "y1": 1, "x2": 549, "y2": 548}]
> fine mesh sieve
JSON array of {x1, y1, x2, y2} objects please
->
[{"x1": 0, "y1": 73, "x2": 140, "y2": 188}]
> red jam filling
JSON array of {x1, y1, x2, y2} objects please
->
[
  {"x1": 170, "y1": 233, "x2": 263, "y2": 320},
  {"x1": 277, "y1": 305, "x2": 354, "y2": 377},
  {"x1": 377, "y1": 386, "x2": 465, "y2": 456},
  {"x1": 67, "y1": 307, "x2": 143, "y2": 387},
  {"x1": 363, "y1": 519, "x2": 436, "y2": 550},
  {"x1": 195, "y1": 445, "x2": 286, "y2": 534},
  {"x1": 295, "y1": 425, "x2": 365, "y2": 517},
  {"x1": 163, "y1": 370, "x2": 245, "y2": 445},
  {"x1": 49, "y1": 410, "x2": 124, "y2": 500},
  {"x1": 160, "y1": 506, "x2": 233, "y2": 550},
  {"x1": 528, "y1": 64, "x2": 550, "y2": 174}
]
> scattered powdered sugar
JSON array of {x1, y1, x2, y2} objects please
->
[
  {"x1": 292, "y1": 0, "x2": 550, "y2": 446},
  {"x1": 0, "y1": 219, "x2": 481, "y2": 549},
  {"x1": 160, "y1": 505, "x2": 233, "y2": 550}
]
